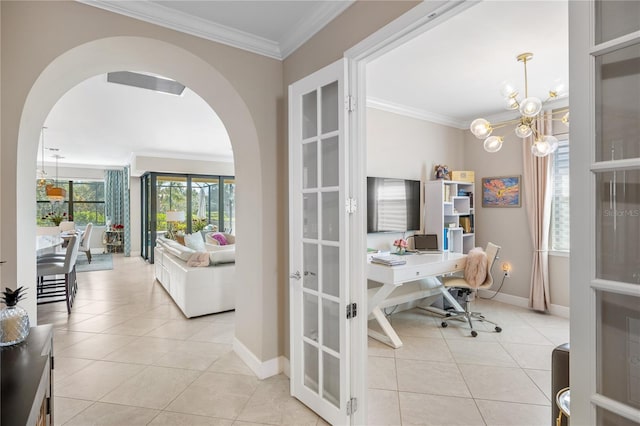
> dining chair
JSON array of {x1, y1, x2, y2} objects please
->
[
  {"x1": 36, "y1": 235, "x2": 79, "y2": 313},
  {"x1": 78, "y1": 223, "x2": 93, "y2": 263},
  {"x1": 59, "y1": 221, "x2": 75, "y2": 232}
]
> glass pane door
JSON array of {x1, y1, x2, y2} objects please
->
[
  {"x1": 289, "y1": 59, "x2": 348, "y2": 425},
  {"x1": 589, "y1": 2, "x2": 640, "y2": 423}
]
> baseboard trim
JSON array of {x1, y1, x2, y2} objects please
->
[
  {"x1": 477, "y1": 290, "x2": 570, "y2": 319},
  {"x1": 233, "y1": 338, "x2": 286, "y2": 379}
]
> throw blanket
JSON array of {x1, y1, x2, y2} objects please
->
[
  {"x1": 187, "y1": 251, "x2": 210, "y2": 267},
  {"x1": 464, "y1": 247, "x2": 488, "y2": 288}
]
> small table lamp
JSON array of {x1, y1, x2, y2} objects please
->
[{"x1": 165, "y1": 210, "x2": 185, "y2": 240}]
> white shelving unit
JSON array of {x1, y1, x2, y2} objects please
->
[{"x1": 425, "y1": 180, "x2": 475, "y2": 254}]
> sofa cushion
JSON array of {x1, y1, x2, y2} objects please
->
[
  {"x1": 184, "y1": 233, "x2": 206, "y2": 252},
  {"x1": 209, "y1": 249, "x2": 235, "y2": 265},
  {"x1": 210, "y1": 233, "x2": 228, "y2": 245},
  {"x1": 187, "y1": 252, "x2": 210, "y2": 267},
  {"x1": 205, "y1": 232, "x2": 236, "y2": 246},
  {"x1": 157, "y1": 237, "x2": 196, "y2": 262}
]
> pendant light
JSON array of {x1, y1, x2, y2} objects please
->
[
  {"x1": 45, "y1": 148, "x2": 66, "y2": 204},
  {"x1": 37, "y1": 127, "x2": 48, "y2": 187}
]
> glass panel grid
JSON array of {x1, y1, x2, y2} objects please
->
[
  {"x1": 302, "y1": 90, "x2": 318, "y2": 139},
  {"x1": 596, "y1": 290, "x2": 640, "y2": 411},
  {"x1": 595, "y1": 44, "x2": 640, "y2": 162},
  {"x1": 595, "y1": 0, "x2": 640, "y2": 45},
  {"x1": 595, "y1": 169, "x2": 640, "y2": 283}
]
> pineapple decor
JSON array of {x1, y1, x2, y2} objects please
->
[{"x1": 0, "y1": 286, "x2": 30, "y2": 346}]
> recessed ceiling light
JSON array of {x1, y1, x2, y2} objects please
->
[{"x1": 107, "y1": 71, "x2": 185, "y2": 96}]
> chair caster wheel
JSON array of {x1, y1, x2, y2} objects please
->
[
  {"x1": 441, "y1": 322, "x2": 448, "y2": 328},
  {"x1": 471, "y1": 330, "x2": 478, "y2": 337},
  {"x1": 495, "y1": 326, "x2": 502, "y2": 333}
]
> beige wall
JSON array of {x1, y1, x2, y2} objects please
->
[
  {"x1": 366, "y1": 107, "x2": 466, "y2": 250},
  {"x1": 464, "y1": 131, "x2": 570, "y2": 308},
  {"x1": 1, "y1": 1, "x2": 282, "y2": 362}
]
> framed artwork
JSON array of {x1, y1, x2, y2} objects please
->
[{"x1": 482, "y1": 175, "x2": 522, "y2": 207}]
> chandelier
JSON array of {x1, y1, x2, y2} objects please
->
[{"x1": 469, "y1": 52, "x2": 569, "y2": 157}]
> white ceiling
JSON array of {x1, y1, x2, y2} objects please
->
[
  {"x1": 47, "y1": 1, "x2": 569, "y2": 170},
  {"x1": 41, "y1": 74, "x2": 232, "y2": 168},
  {"x1": 367, "y1": 1, "x2": 569, "y2": 128}
]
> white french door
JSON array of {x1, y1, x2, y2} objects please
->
[
  {"x1": 570, "y1": 1, "x2": 640, "y2": 424},
  {"x1": 288, "y1": 59, "x2": 352, "y2": 425}
]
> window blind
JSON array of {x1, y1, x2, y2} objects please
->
[{"x1": 551, "y1": 140, "x2": 570, "y2": 251}]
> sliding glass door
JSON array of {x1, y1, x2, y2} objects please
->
[{"x1": 140, "y1": 172, "x2": 235, "y2": 263}]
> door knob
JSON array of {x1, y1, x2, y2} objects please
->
[{"x1": 290, "y1": 271, "x2": 301, "y2": 280}]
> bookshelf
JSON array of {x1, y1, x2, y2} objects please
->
[{"x1": 425, "y1": 180, "x2": 475, "y2": 254}]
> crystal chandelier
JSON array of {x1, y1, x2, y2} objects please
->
[{"x1": 469, "y1": 52, "x2": 569, "y2": 157}]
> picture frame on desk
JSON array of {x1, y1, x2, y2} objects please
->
[{"x1": 482, "y1": 175, "x2": 521, "y2": 207}]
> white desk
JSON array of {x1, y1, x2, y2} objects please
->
[{"x1": 367, "y1": 252, "x2": 467, "y2": 348}]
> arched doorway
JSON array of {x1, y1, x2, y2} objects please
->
[{"x1": 14, "y1": 37, "x2": 265, "y2": 366}]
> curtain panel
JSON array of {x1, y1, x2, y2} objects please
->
[
  {"x1": 522, "y1": 112, "x2": 553, "y2": 311},
  {"x1": 105, "y1": 168, "x2": 131, "y2": 257}
]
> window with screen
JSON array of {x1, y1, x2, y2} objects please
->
[
  {"x1": 551, "y1": 138, "x2": 570, "y2": 252},
  {"x1": 36, "y1": 180, "x2": 105, "y2": 226}
]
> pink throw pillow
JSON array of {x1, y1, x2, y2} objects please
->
[{"x1": 211, "y1": 233, "x2": 228, "y2": 246}]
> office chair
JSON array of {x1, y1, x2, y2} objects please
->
[{"x1": 440, "y1": 242, "x2": 502, "y2": 337}]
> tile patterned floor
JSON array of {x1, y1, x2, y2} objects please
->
[{"x1": 39, "y1": 255, "x2": 569, "y2": 425}]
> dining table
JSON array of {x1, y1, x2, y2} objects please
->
[{"x1": 36, "y1": 235, "x2": 63, "y2": 255}]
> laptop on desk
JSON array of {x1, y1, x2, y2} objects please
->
[{"x1": 413, "y1": 234, "x2": 441, "y2": 253}]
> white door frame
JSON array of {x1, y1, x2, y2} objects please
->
[{"x1": 342, "y1": 1, "x2": 478, "y2": 423}]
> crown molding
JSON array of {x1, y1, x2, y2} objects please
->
[
  {"x1": 279, "y1": 1, "x2": 354, "y2": 59},
  {"x1": 78, "y1": 0, "x2": 352, "y2": 60},
  {"x1": 78, "y1": 0, "x2": 282, "y2": 59},
  {"x1": 366, "y1": 97, "x2": 467, "y2": 129}
]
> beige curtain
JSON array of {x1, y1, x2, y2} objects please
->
[{"x1": 522, "y1": 112, "x2": 553, "y2": 311}]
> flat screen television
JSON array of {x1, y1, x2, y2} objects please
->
[{"x1": 367, "y1": 176, "x2": 421, "y2": 233}]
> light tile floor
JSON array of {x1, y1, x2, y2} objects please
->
[{"x1": 39, "y1": 255, "x2": 569, "y2": 425}]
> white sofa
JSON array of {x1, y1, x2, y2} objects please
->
[{"x1": 154, "y1": 236, "x2": 235, "y2": 318}]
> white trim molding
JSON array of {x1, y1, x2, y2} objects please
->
[
  {"x1": 233, "y1": 338, "x2": 286, "y2": 379},
  {"x1": 367, "y1": 97, "x2": 467, "y2": 129},
  {"x1": 78, "y1": 0, "x2": 353, "y2": 60}
]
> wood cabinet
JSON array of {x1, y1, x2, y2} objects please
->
[
  {"x1": 1, "y1": 325, "x2": 54, "y2": 426},
  {"x1": 425, "y1": 180, "x2": 475, "y2": 254}
]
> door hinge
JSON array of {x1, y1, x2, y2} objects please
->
[
  {"x1": 346, "y1": 198, "x2": 357, "y2": 214},
  {"x1": 346, "y1": 397, "x2": 358, "y2": 415},
  {"x1": 346, "y1": 303, "x2": 357, "y2": 319},
  {"x1": 345, "y1": 95, "x2": 355, "y2": 112},
  {"x1": 46, "y1": 397, "x2": 51, "y2": 415}
]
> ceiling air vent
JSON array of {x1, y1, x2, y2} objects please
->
[{"x1": 107, "y1": 71, "x2": 185, "y2": 96}]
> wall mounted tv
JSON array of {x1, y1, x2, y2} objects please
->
[{"x1": 367, "y1": 177, "x2": 421, "y2": 233}]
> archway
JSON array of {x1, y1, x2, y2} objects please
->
[{"x1": 14, "y1": 37, "x2": 264, "y2": 365}]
